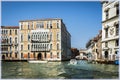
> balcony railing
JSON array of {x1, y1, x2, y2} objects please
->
[
  {"x1": 1, "y1": 51, "x2": 9, "y2": 53},
  {"x1": 15, "y1": 50, "x2": 18, "y2": 53},
  {"x1": 31, "y1": 39, "x2": 50, "y2": 43},
  {"x1": 31, "y1": 48, "x2": 50, "y2": 52}
]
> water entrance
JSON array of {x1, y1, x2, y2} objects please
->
[{"x1": 37, "y1": 53, "x2": 42, "y2": 60}]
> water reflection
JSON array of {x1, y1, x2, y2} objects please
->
[{"x1": 2, "y1": 60, "x2": 119, "y2": 79}]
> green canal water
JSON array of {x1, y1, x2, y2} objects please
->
[{"x1": 1, "y1": 60, "x2": 119, "y2": 79}]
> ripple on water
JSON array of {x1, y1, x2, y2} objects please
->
[{"x1": 1, "y1": 61, "x2": 119, "y2": 79}]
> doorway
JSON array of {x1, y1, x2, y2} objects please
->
[
  {"x1": 105, "y1": 51, "x2": 108, "y2": 58},
  {"x1": 37, "y1": 53, "x2": 42, "y2": 60},
  {"x1": 2, "y1": 55, "x2": 5, "y2": 60}
]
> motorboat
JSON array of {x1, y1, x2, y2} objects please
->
[
  {"x1": 28, "y1": 60, "x2": 48, "y2": 63},
  {"x1": 70, "y1": 59, "x2": 77, "y2": 65},
  {"x1": 115, "y1": 60, "x2": 119, "y2": 65}
]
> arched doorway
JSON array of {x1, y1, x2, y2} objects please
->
[
  {"x1": 105, "y1": 51, "x2": 108, "y2": 58},
  {"x1": 37, "y1": 53, "x2": 42, "y2": 60},
  {"x1": 2, "y1": 55, "x2": 5, "y2": 60}
]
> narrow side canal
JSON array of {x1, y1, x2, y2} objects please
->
[{"x1": 1, "y1": 60, "x2": 119, "y2": 79}]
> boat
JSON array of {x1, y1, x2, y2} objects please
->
[
  {"x1": 69, "y1": 59, "x2": 77, "y2": 65},
  {"x1": 28, "y1": 60, "x2": 48, "y2": 63},
  {"x1": 115, "y1": 60, "x2": 119, "y2": 65}
]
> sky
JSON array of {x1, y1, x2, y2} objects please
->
[{"x1": 1, "y1": 1, "x2": 102, "y2": 49}]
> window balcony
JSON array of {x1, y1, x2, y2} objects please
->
[
  {"x1": 1, "y1": 51, "x2": 9, "y2": 54},
  {"x1": 14, "y1": 43, "x2": 18, "y2": 46},
  {"x1": 31, "y1": 39, "x2": 50, "y2": 43}
]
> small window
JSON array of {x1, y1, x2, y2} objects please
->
[
  {"x1": 6, "y1": 53, "x2": 8, "y2": 57},
  {"x1": 115, "y1": 24, "x2": 119, "y2": 36},
  {"x1": 105, "y1": 28, "x2": 108, "y2": 38},
  {"x1": 15, "y1": 53, "x2": 17, "y2": 58},
  {"x1": 15, "y1": 46, "x2": 17, "y2": 50},
  {"x1": 50, "y1": 33, "x2": 52, "y2": 41},
  {"x1": 28, "y1": 53, "x2": 30, "y2": 58},
  {"x1": 15, "y1": 30, "x2": 17, "y2": 35},
  {"x1": 50, "y1": 21, "x2": 52, "y2": 28},
  {"x1": 21, "y1": 34, "x2": 23, "y2": 42},
  {"x1": 28, "y1": 44, "x2": 30, "y2": 50},
  {"x1": 33, "y1": 52, "x2": 35, "y2": 58},
  {"x1": 21, "y1": 45, "x2": 23, "y2": 51},
  {"x1": 50, "y1": 44, "x2": 52, "y2": 50},
  {"x1": 57, "y1": 43, "x2": 59, "y2": 50},
  {"x1": 47, "y1": 21, "x2": 49, "y2": 28},
  {"x1": 50, "y1": 52, "x2": 52, "y2": 58},
  {"x1": 15, "y1": 37, "x2": 17, "y2": 43},
  {"x1": 57, "y1": 33, "x2": 59, "y2": 40},
  {"x1": 115, "y1": 39, "x2": 119, "y2": 46},
  {"x1": 10, "y1": 37, "x2": 12, "y2": 43},
  {"x1": 21, "y1": 53, "x2": 23, "y2": 58},
  {"x1": 28, "y1": 23, "x2": 30, "y2": 29},
  {"x1": 57, "y1": 22, "x2": 59, "y2": 28},
  {"x1": 105, "y1": 9, "x2": 109, "y2": 20},
  {"x1": 10, "y1": 30, "x2": 12, "y2": 35},
  {"x1": 28, "y1": 34, "x2": 30, "y2": 41},
  {"x1": 10, "y1": 53, "x2": 12, "y2": 57},
  {"x1": 45, "y1": 53, "x2": 46, "y2": 58},
  {"x1": 57, "y1": 52, "x2": 59, "y2": 58},
  {"x1": 21, "y1": 24, "x2": 23, "y2": 30},
  {"x1": 115, "y1": 4, "x2": 119, "y2": 15},
  {"x1": 105, "y1": 42, "x2": 108, "y2": 47}
]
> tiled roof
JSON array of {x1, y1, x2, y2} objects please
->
[
  {"x1": 1, "y1": 26, "x2": 19, "y2": 29},
  {"x1": 19, "y1": 18, "x2": 62, "y2": 22}
]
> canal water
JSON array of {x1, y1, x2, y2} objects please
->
[{"x1": 1, "y1": 60, "x2": 119, "y2": 79}]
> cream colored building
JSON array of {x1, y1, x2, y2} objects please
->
[
  {"x1": 101, "y1": 1, "x2": 119, "y2": 61},
  {"x1": 19, "y1": 18, "x2": 71, "y2": 61},
  {"x1": 1, "y1": 26, "x2": 19, "y2": 60}
]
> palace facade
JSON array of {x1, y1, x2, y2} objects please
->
[
  {"x1": 19, "y1": 18, "x2": 71, "y2": 61},
  {"x1": 1, "y1": 26, "x2": 19, "y2": 60},
  {"x1": 101, "y1": 1, "x2": 119, "y2": 61}
]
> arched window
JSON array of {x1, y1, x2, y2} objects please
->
[{"x1": 50, "y1": 44, "x2": 52, "y2": 50}]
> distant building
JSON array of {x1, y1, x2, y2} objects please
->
[
  {"x1": 1, "y1": 26, "x2": 19, "y2": 60},
  {"x1": 101, "y1": 1, "x2": 119, "y2": 61},
  {"x1": 86, "y1": 30, "x2": 102, "y2": 61},
  {"x1": 19, "y1": 18, "x2": 71, "y2": 61},
  {"x1": 92, "y1": 30, "x2": 102, "y2": 60},
  {"x1": 79, "y1": 49, "x2": 87, "y2": 60},
  {"x1": 71, "y1": 48, "x2": 79, "y2": 59}
]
